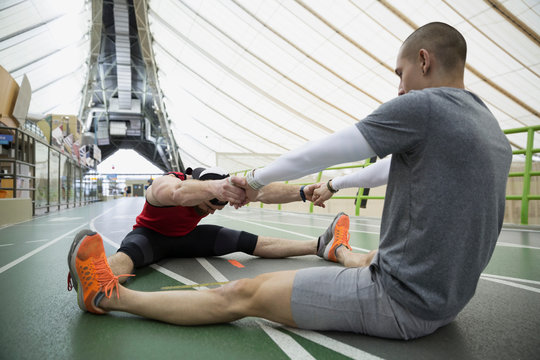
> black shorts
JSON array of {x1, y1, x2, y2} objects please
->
[{"x1": 118, "y1": 225, "x2": 258, "y2": 268}]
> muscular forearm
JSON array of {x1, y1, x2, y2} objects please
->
[
  {"x1": 150, "y1": 178, "x2": 215, "y2": 207},
  {"x1": 149, "y1": 175, "x2": 246, "y2": 207},
  {"x1": 252, "y1": 126, "x2": 376, "y2": 186},
  {"x1": 170, "y1": 180, "x2": 218, "y2": 206},
  {"x1": 255, "y1": 183, "x2": 302, "y2": 204}
]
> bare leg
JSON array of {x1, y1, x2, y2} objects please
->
[
  {"x1": 336, "y1": 248, "x2": 377, "y2": 268},
  {"x1": 100, "y1": 270, "x2": 298, "y2": 327},
  {"x1": 253, "y1": 236, "x2": 317, "y2": 258},
  {"x1": 107, "y1": 252, "x2": 134, "y2": 283}
]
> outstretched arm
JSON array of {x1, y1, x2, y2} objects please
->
[
  {"x1": 147, "y1": 174, "x2": 246, "y2": 207},
  {"x1": 248, "y1": 126, "x2": 376, "y2": 188},
  {"x1": 255, "y1": 182, "x2": 317, "y2": 204},
  {"x1": 311, "y1": 157, "x2": 391, "y2": 206},
  {"x1": 230, "y1": 179, "x2": 316, "y2": 205}
]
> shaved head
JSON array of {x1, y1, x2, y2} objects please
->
[{"x1": 401, "y1": 22, "x2": 467, "y2": 73}]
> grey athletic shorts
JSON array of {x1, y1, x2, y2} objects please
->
[{"x1": 290, "y1": 266, "x2": 454, "y2": 340}]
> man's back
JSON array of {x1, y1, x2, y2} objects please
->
[{"x1": 357, "y1": 87, "x2": 512, "y2": 320}]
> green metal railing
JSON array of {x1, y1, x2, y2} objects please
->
[
  {"x1": 504, "y1": 125, "x2": 540, "y2": 225},
  {"x1": 233, "y1": 125, "x2": 540, "y2": 224}
]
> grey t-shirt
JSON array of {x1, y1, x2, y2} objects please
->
[{"x1": 356, "y1": 87, "x2": 512, "y2": 320}]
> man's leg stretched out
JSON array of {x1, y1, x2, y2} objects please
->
[
  {"x1": 67, "y1": 214, "x2": 449, "y2": 339},
  {"x1": 68, "y1": 213, "x2": 352, "y2": 319},
  {"x1": 105, "y1": 213, "x2": 374, "y2": 282}
]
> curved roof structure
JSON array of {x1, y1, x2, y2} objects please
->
[{"x1": 1, "y1": 0, "x2": 539, "y2": 171}]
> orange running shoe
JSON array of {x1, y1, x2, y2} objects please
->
[
  {"x1": 317, "y1": 213, "x2": 351, "y2": 262},
  {"x1": 67, "y1": 229, "x2": 133, "y2": 314}
]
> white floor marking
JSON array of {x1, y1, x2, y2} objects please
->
[
  {"x1": 258, "y1": 321, "x2": 316, "y2": 360},
  {"x1": 284, "y1": 326, "x2": 383, "y2": 360},
  {"x1": 0, "y1": 223, "x2": 88, "y2": 275},
  {"x1": 496, "y1": 242, "x2": 540, "y2": 250},
  {"x1": 480, "y1": 276, "x2": 540, "y2": 294},
  {"x1": 481, "y1": 273, "x2": 540, "y2": 286},
  {"x1": 217, "y1": 214, "x2": 313, "y2": 239},
  {"x1": 351, "y1": 246, "x2": 372, "y2": 253},
  {"x1": 501, "y1": 227, "x2": 540, "y2": 233},
  {"x1": 218, "y1": 214, "x2": 377, "y2": 253},
  {"x1": 48, "y1": 217, "x2": 84, "y2": 222},
  {"x1": 232, "y1": 217, "x2": 380, "y2": 234},
  {"x1": 241, "y1": 208, "x2": 382, "y2": 226},
  {"x1": 196, "y1": 257, "x2": 229, "y2": 282},
  {"x1": 25, "y1": 239, "x2": 49, "y2": 243},
  {"x1": 0, "y1": 243, "x2": 14, "y2": 247},
  {"x1": 150, "y1": 264, "x2": 210, "y2": 290}
]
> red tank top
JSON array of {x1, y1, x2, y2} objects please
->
[{"x1": 133, "y1": 172, "x2": 206, "y2": 236}]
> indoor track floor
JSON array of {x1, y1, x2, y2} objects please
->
[{"x1": 1, "y1": 197, "x2": 539, "y2": 359}]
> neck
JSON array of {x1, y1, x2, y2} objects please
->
[{"x1": 427, "y1": 71, "x2": 465, "y2": 90}]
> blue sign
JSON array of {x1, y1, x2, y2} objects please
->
[{"x1": 0, "y1": 134, "x2": 13, "y2": 145}]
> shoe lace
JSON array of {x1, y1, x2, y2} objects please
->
[
  {"x1": 335, "y1": 225, "x2": 348, "y2": 243},
  {"x1": 93, "y1": 257, "x2": 134, "y2": 299},
  {"x1": 334, "y1": 222, "x2": 351, "y2": 253}
]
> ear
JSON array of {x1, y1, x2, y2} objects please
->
[{"x1": 418, "y1": 49, "x2": 431, "y2": 75}]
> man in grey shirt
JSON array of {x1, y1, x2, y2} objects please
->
[{"x1": 68, "y1": 22, "x2": 512, "y2": 339}]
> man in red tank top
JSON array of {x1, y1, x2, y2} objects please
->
[{"x1": 98, "y1": 166, "x2": 343, "y2": 282}]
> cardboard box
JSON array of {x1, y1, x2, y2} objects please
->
[
  {"x1": 0, "y1": 116, "x2": 19, "y2": 134},
  {"x1": 37, "y1": 119, "x2": 51, "y2": 144},
  {"x1": 0, "y1": 66, "x2": 19, "y2": 118},
  {"x1": 12, "y1": 74, "x2": 31, "y2": 128},
  {"x1": 0, "y1": 178, "x2": 13, "y2": 198}
]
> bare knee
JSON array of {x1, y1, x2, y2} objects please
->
[{"x1": 214, "y1": 278, "x2": 258, "y2": 317}]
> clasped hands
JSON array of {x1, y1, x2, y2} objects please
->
[{"x1": 211, "y1": 176, "x2": 335, "y2": 209}]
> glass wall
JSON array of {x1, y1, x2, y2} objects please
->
[
  {"x1": 60, "y1": 154, "x2": 69, "y2": 205},
  {"x1": 4, "y1": 128, "x2": 98, "y2": 215},
  {"x1": 35, "y1": 142, "x2": 49, "y2": 209},
  {"x1": 16, "y1": 163, "x2": 32, "y2": 198},
  {"x1": 75, "y1": 167, "x2": 81, "y2": 205},
  {"x1": 69, "y1": 162, "x2": 75, "y2": 204},
  {"x1": 49, "y1": 151, "x2": 59, "y2": 207}
]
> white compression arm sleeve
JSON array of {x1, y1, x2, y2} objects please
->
[
  {"x1": 331, "y1": 156, "x2": 391, "y2": 190},
  {"x1": 253, "y1": 125, "x2": 376, "y2": 185}
]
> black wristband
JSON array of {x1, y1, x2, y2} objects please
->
[
  {"x1": 327, "y1": 179, "x2": 338, "y2": 193},
  {"x1": 299, "y1": 185, "x2": 306, "y2": 202}
]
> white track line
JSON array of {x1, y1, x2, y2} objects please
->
[
  {"x1": 258, "y1": 321, "x2": 315, "y2": 360},
  {"x1": 0, "y1": 243, "x2": 14, "y2": 247},
  {"x1": 496, "y1": 242, "x2": 540, "y2": 250},
  {"x1": 481, "y1": 273, "x2": 540, "y2": 286},
  {"x1": 196, "y1": 258, "x2": 229, "y2": 282},
  {"x1": 501, "y1": 227, "x2": 540, "y2": 233},
  {"x1": 0, "y1": 223, "x2": 88, "y2": 275},
  {"x1": 284, "y1": 326, "x2": 382, "y2": 360},
  {"x1": 217, "y1": 214, "x2": 313, "y2": 239},
  {"x1": 230, "y1": 217, "x2": 380, "y2": 233},
  {"x1": 480, "y1": 276, "x2": 540, "y2": 294},
  {"x1": 219, "y1": 213, "x2": 375, "y2": 254},
  {"x1": 241, "y1": 208, "x2": 383, "y2": 225},
  {"x1": 150, "y1": 264, "x2": 209, "y2": 290}
]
